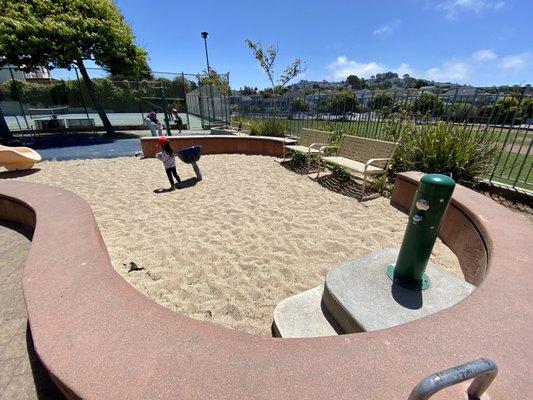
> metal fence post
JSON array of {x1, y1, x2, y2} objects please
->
[{"x1": 9, "y1": 67, "x2": 31, "y2": 133}]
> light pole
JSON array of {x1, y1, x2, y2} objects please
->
[
  {"x1": 201, "y1": 31, "x2": 216, "y2": 124},
  {"x1": 201, "y1": 32, "x2": 210, "y2": 72}
]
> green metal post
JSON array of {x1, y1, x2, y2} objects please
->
[
  {"x1": 387, "y1": 174, "x2": 456, "y2": 290},
  {"x1": 160, "y1": 86, "x2": 171, "y2": 136}
]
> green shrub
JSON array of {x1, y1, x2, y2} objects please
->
[
  {"x1": 250, "y1": 120, "x2": 263, "y2": 135},
  {"x1": 413, "y1": 93, "x2": 444, "y2": 116},
  {"x1": 371, "y1": 175, "x2": 390, "y2": 193},
  {"x1": 290, "y1": 152, "x2": 308, "y2": 168},
  {"x1": 390, "y1": 122, "x2": 500, "y2": 185},
  {"x1": 332, "y1": 165, "x2": 351, "y2": 183},
  {"x1": 447, "y1": 102, "x2": 479, "y2": 123},
  {"x1": 249, "y1": 118, "x2": 286, "y2": 137},
  {"x1": 261, "y1": 118, "x2": 286, "y2": 137}
]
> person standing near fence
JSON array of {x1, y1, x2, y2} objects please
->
[{"x1": 144, "y1": 108, "x2": 163, "y2": 137}]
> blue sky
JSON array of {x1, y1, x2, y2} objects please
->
[{"x1": 83, "y1": 0, "x2": 532, "y2": 88}]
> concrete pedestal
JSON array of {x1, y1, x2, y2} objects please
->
[
  {"x1": 323, "y1": 248, "x2": 475, "y2": 333},
  {"x1": 273, "y1": 286, "x2": 341, "y2": 338}
]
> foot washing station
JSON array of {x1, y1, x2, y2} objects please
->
[{"x1": 273, "y1": 174, "x2": 496, "y2": 397}]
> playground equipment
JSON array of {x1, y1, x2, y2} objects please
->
[
  {"x1": 0, "y1": 144, "x2": 41, "y2": 171},
  {"x1": 176, "y1": 145, "x2": 202, "y2": 181},
  {"x1": 274, "y1": 173, "x2": 473, "y2": 337}
]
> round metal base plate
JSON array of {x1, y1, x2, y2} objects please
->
[{"x1": 387, "y1": 264, "x2": 430, "y2": 290}]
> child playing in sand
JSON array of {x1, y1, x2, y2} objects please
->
[{"x1": 156, "y1": 136, "x2": 182, "y2": 189}]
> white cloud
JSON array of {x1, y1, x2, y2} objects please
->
[
  {"x1": 327, "y1": 56, "x2": 387, "y2": 80},
  {"x1": 472, "y1": 49, "x2": 497, "y2": 61},
  {"x1": 326, "y1": 57, "x2": 415, "y2": 80},
  {"x1": 499, "y1": 52, "x2": 532, "y2": 70},
  {"x1": 424, "y1": 61, "x2": 470, "y2": 82},
  {"x1": 437, "y1": 0, "x2": 506, "y2": 19},
  {"x1": 395, "y1": 63, "x2": 415, "y2": 76},
  {"x1": 373, "y1": 20, "x2": 401, "y2": 37}
]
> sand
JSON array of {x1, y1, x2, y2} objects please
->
[{"x1": 2, "y1": 155, "x2": 462, "y2": 336}]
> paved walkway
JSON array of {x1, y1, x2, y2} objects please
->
[
  {"x1": 0, "y1": 221, "x2": 65, "y2": 400},
  {"x1": 32, "y1": 130, "x2": 211, "y2": 161}
]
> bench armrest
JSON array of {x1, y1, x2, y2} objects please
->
[
  {"x1": 308, "y1": 142, "x2": 329, "y2": 153},
  {"x1": 365, "y1": 157, "x2": 392, "y2": 171},
  {"x1": 318, "y1": 145, "x2": 339, "y2": 156}
]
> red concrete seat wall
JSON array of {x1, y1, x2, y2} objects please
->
[
  {"x1": 140, "y1": 135, "x2": 291, "y2": 158},
  {"x1": 0, "y1": 164, "x2": 531, "y2": 399}
]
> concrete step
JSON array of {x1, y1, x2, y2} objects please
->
[
  {"x1": 323, "y1": 248, "x2": 475, "y2": 333},
  {"x1": 272, "y1": 286, "x2": 341, "y2": 338}
]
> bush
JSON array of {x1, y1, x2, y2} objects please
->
[
  {"x1": 249, "y1": 118, "x2": 286, "y2": 137},
  {"x1": 390, "y1": 122, "x2": 500, "y2": 185},
  {"x1": 483, "y1": 96, "x2": 532, "y2": 125},
  {"x1": 413, "y1": 93, "x2": 444, "y2": 116},
  {"x1": 250, "y1": 120, "x2": 262, "y2": 135},
  {"x1": 332, "y1": 165, "x2": 351, "y2": 183},
  {"x1": 447, "y1": 102, "x2": 479, "y2": 123},
  {"x1": 290, "y1": 152, "x2": 308, "y2": 168},
  {"x1": 368, "y1": 93, "x2": 394, "y2": 110}
]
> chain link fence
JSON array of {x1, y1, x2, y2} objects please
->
[{"x1": 0, "y1": 66, "x2": 230, "y2": 136}]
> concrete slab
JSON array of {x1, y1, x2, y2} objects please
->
[
  {"x1": 273, "y1": 286, "x2": 340, "y2": 338},
  {"x1": 323, "y1": 248, "x2": 475, "y2": 333}
]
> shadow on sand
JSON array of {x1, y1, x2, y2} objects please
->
[
  {"x1": 0, "y1": 168, "x2": 41, "y2": 180},
  {"x1": 153, "y1": 177, "x2": 199, "y2": 194}
]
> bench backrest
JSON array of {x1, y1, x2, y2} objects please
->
[
  {"x1": 338, "y1": 135, "x2": 397, "y2": 168},
  {"x1": 298, "y1": 128, "x2": 333, "y2": 147},
  {"x1": 67, "y1": 118, "x2": 95, "y2": 128}
]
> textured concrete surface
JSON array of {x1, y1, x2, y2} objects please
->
[
  {"x1": 273, "y1": 286, "x2": 340, "y2": 338},
  {"x1": 0, "y1": 173, "x2": 531, "y2": 399},
  {"x1": 324, "y1": 248, "x2": 475, "y2": 333},
  {"x1": 0, "y1": 221, "x2": 65, "y2": 400}
]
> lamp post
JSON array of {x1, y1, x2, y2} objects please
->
[
  {"x1": 201, "y1": 31, "x2": 216, "y2": 124},
  {"x1": 201, "y1": 32, "x2": 210, "y2": 72}
]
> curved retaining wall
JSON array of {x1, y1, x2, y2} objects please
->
[
  {"x1": 0, "y1": 164, "x2": 531, "y2": 398},
  {"x1": 140, "y1": 135, "x2": 293, "y2": 158}
]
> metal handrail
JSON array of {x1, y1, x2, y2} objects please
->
[{"x1": 408, "y1": 358, "x2": 498, "y2": 400}]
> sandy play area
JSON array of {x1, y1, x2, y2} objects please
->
[{"x1": 3, "y1": 154, "x2": 462, "y2": 336}]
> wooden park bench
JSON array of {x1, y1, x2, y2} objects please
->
[
  {"x1": 283, "y1": 128, "x2": 333, "y2": 172},
  {"x1": 317, "y1": 135, "x2": 397, "y2": 198}
]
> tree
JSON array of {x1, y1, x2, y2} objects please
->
[
  {"x1": 413, "y1": 93, "x2": 444, "y2": 115},
  {"x1": 368, "y1": 92, "x2": 394, "y2": 110},
  {"x1": 375, "y1": 72, "x2": 398, "y2": 83},
  {"x1": 245, "y1": 39, "x2": 306, "y2": 117},
  {"x1": 415, "y1": 79, "x2": 430, "y2": 89},
  {"x1": 0, "y1": 0, "x2": 148, "y2": 135},
  {"x1": 240, "y1": 86, "x2": 257, "y2": 95},
  {"x1": 346, "y1": 74, "x2": 366, "y2": 90},
  {"x1": 291, "y1": 98, "x2": 309, "y2": 113},
  {"x1": 198, "y1": 68, "x2": 231, "y2": 95},
  {"x1": 110, "y1": 59, "x2": 153, "y2": 81},
  {"x1": 320, "y1": 91, "x2": 360, "y2": 116},
  {"x1": 402, "y1": 74, "x2": 417, "y2": 88}
]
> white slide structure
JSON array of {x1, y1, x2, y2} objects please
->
[{"x1": 0, "y1": 144, "x2": 42, "y2": 171}]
